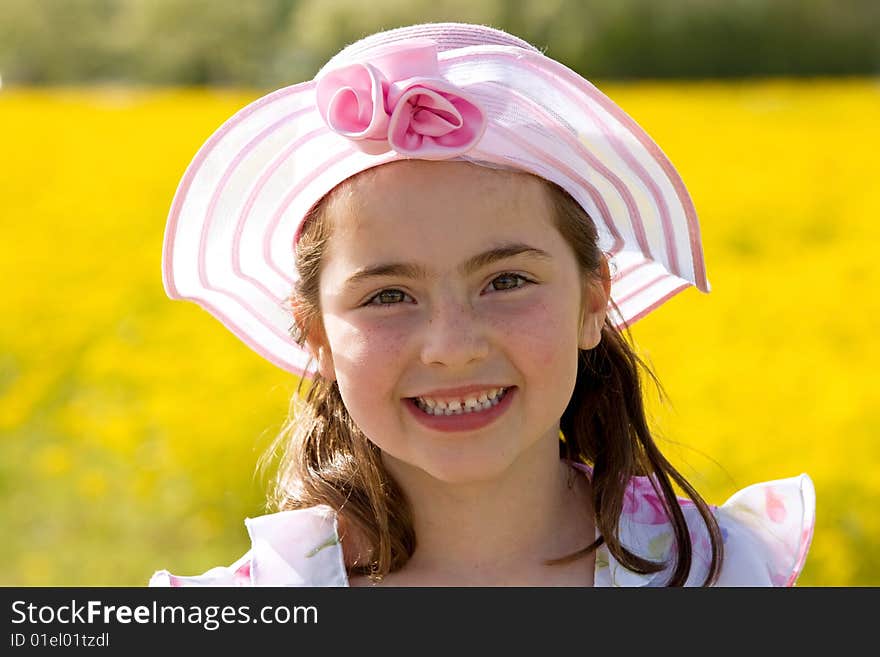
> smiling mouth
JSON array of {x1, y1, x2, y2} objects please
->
[{"x1": 410, "y1": 387, "x2": 513, "y2": 416}]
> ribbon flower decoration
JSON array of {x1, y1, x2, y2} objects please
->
[{"x1": 315, "y1": 41, "x2": 487, "y2": 158}]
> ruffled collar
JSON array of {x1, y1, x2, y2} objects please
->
[
  {"x1": 153, "y1": 466, "x2": 814, "y2": 587},
  {"x1": 243, "y1": 463, "x2": 673, "y2": 587}
]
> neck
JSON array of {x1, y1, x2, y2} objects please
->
[{"x1": 377, "y1": 439, "x2": 595, "y2": 586}]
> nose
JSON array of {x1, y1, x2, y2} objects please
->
[{"x1": 419, "y1": 296, "x2": 490, "y2": 368}]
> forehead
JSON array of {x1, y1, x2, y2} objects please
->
[{"x1": 323, "y1": 160, "x2": 557, "y2": 255}]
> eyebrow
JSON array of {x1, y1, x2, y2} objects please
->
[{"x1": 342, "y1": 242, "x2": 553, "y2": 291}]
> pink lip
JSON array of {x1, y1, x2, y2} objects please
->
[{"x1": 404, "y1": 387, "x2": 516, "y2": 433}]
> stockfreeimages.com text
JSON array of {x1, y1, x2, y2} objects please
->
[{"x1": 11, "y1": 600, "x2": 317, "y2": 631}]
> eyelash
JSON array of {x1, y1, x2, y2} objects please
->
[{"x1": 363, "y1": 272, "x2": 534, "y2": 308}]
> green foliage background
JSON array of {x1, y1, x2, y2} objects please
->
[{"x1": 0, "y1": 0, "x2": 878, "y2": 85}]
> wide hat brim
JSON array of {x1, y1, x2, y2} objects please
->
[{"x1": 162, "y1": 23, "x2": 709, "y2": 376}]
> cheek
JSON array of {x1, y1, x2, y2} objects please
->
[
  {"x1": 489, "y1": 297, "x2": 580, "y2": 367},
  {"x1": 322, "y1": 314, "x2": 411, "y2": 384},
  {"x1": 321, "y1": 316, "x2": 414, "y2": 445}
]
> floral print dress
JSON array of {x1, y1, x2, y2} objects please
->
[{"x1": 150, "y1": 469, "x2": 815, "y2": 587}]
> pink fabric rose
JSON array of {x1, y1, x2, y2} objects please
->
[{"x1": 315, "y1": 40, "x2": 487, "y2": 158}]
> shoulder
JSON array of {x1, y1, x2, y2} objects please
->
[
  {"x1": 710, "y1": 473, "x2": 816, "y2": 586},
  {"x1": 148, "y1": 505, "x2": 348, "y2": 587},
  {"x1": 593, "y1": 470, "x2": 816, "y2": 587}
]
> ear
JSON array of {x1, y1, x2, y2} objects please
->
[
  {"x1": 303, "y1": 333, "x2": 336, "y2": 382},
  {"x1": 290, "y1": 298, "x2": 337, "y2": 382},
  {"x1": 578, "y1": 256, "x2": 612, "y2": 350},
  {"x1": 315, "y1": 343, "x2": 336, "y2": 381}
]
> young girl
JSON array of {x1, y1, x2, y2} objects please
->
[{"x1": 151, "y1": 22, "x2": 814, "y2": 587}]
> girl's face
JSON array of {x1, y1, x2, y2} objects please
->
[{"x1": 312, "y1": 160, "x2": 607, "y2": 484}]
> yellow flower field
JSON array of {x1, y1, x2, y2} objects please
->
[{"x1": 1, "y1": 80, "x2": 878, "y2": 586}]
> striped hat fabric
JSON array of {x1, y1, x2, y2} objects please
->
[{"x1": 162, "y1": 22, "x2": 709, "y2": 376}]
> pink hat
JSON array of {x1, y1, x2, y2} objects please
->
[{"x1": 162, "y1": 22, "x2": 709, "y2": 376}]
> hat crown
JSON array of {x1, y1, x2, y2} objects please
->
[{"x1": 319, "y1": 22, "x2": 541, "y2": 75}]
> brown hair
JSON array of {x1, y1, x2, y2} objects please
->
[{"x1": 262, "y1": 166, "x2": 724, "y2": 586}]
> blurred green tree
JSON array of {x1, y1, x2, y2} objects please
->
[{"x1": 0, "y1": 1, "x2": 877, "y2": 88}]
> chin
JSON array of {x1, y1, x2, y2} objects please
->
[{"x1": 411, "y1": 449, "x2": 523, "y2": 486}]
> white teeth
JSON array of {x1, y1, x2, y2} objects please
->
[{"x1": 414, "y1": 387, "x2": 509, "y2": 415}]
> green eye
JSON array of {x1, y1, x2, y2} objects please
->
[
  {"x1": 490, "y1": 273, "x2": 529, "y2": 291},
  {"x1": 366, "y1": 289, "x2": 409, "y2": 306}
]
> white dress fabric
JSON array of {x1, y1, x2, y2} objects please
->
[{"x1": 149, "y1": 472, "x2": 815, "y2": 587}]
